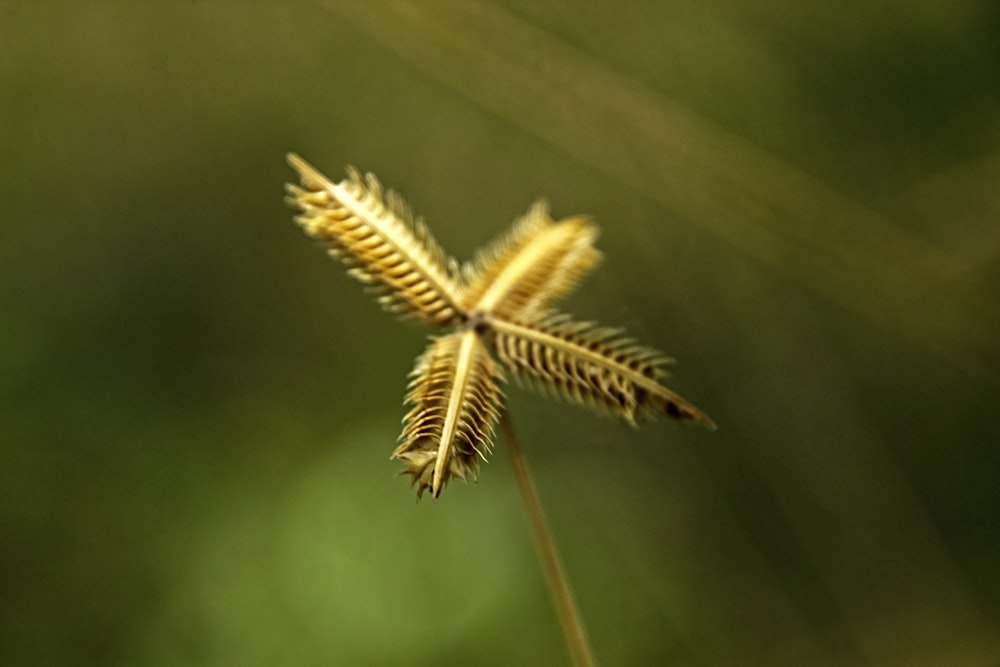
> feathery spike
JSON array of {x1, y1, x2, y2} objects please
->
[
  {"x1": 393, "y1": 330, "x2": 506, "y2": 498},
  {"x1": 461, "y1": 201, "x2": 601, "y2": 320},
  {"x1": 489, "y1": 313, "x2": 715, "y2": 429},
  {"x1": 286, "y1": 154, "x2": 463, "y2": 326}
]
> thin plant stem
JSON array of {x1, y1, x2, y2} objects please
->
[{"x1": 501, "y1": 411, "x2": 599, "y2": 667}]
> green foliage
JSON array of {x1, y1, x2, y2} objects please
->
[{"x1": 2, "y1": 2, "x2": 998, "y2": 665}]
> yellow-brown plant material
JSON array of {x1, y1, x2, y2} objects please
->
[{"x1": 286, "y1": 153, "x2": 714, "y2": 498}]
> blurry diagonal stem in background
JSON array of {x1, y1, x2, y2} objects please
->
[{"x1": 320, "y1": 0, "x2": 998, "y2": 383}]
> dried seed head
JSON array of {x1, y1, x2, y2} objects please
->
[{"x1": 286, "y1": 154, "x2": 714, "y2": 500}]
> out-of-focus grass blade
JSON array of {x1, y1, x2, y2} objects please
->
[{"x1": 321, "y1": 0, "x2": 998, "y2": 382}]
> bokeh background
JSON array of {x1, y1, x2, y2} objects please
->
[{"x1": 2, "y1": 2, "x2": 999, "y2": 665}]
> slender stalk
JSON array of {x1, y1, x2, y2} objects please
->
[{"x1": 501, "y1": 411, "x2": 599, "y2": 667}]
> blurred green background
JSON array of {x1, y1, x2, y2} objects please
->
[{"x1": 2, "y1": 2, "x2": 999, "y2": 665}]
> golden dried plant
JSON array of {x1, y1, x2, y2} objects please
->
[{"x1": 286, "y1": 153, "x2": 715, "y2": 498}]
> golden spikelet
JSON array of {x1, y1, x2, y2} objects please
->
[
  {"x1": 285, "y1": 153, "x2": 462, "y2": 326},
  {"x1": 393, "y1": 330, "x2": 505, "y2": 498},
  {"x1": 489, "y1": 313, "x2": 716, "y2": 429},
  {"x1": 285, "y1": 153, "x2": 713, "y2": 498},
  {"x1": 461, "y1": 201, "x2": 601, "y2": 319}
]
